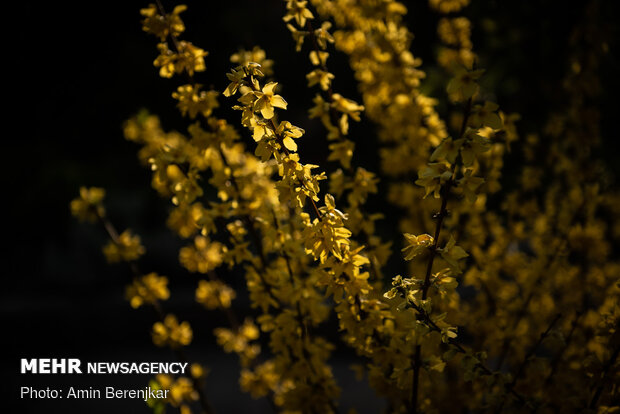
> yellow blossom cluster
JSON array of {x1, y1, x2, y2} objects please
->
[
  {"x1": 152, "y1": 314, "x2": 193, "y2": 348},
  {"x1": 179, "y1": 236, "x2": 226, "y2": 274},
  {"x1": 284, "y1": 0, "x2": 391, "y2": 280},
  {"x1": 437, "y1": 17, "x2": 475, "y2": 70},
  {"x1": 102, "y1": 230, "x2": 145, "y2": 263},
  {"x1": 69, "y1": 2, "x2": 619, "y2": 413},
  {"x1": 70, "y1": 186, "x2": 105, "y2": 222},
  {"x1": 149, "y1": 374, "x2": 199, "y2": 414},
  {"x1": 214, "y1": 319, "x2": 261, "y2": 367},
  {"x1": 125, "y1": 272, "x2": 170, "y2": 309},
  {"x1": 195, "y1": 279, "x2": 235, "y2": 309}
]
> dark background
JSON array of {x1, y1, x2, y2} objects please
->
[{"x1": 4, "y1": 0, "x2": 619, "y2": 413}]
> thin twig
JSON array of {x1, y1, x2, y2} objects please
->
[
  {"x1": 410, "y1": 97, "x2": 472, "y2": 414},
  {"x1": 94, "y1": 207, "x2": 214, "y2": 414}
]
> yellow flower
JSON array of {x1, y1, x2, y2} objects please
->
[
  {"x1": 249, "y1": 117, "x2": 273, "y2": 142},
  {"x1": 179, "y1": 235, "x2": 226, "y2": 273},
  {"x1": 308, "y1": 93, "x2": 330, "y2": 120},
  {"x1": 255, "y1": 137, "x2": 280, "y2": 161},
  {"x1": 331, "y1": 94, "x2": 364, "y2": 122},
  {"x1": 140, "y1": 4, "x2": 187, "y2": 41},
  {"x1": 253, "y1": 82, "x2": 288, "y2": 119},
  {"x1": 240, "y1": 361, "x2": 280, "y2": 398},
  {"x1": 347, "y1": 167, "x2": 379, "y2": 207},
  {"x1": 125, "y1": 273, "x2": 170, "y2": 309},
  {"x1": 102, "y1": 230, "x2": 145, "y2": 263},
  {"x1": 230, "y1": 46, "x2": 274, "y2": 76},
  {"x1": 431, "y1": 268, "x2": 458, "y2": 298},
  {"x1": 313, "y1": 21, "x2": 334, "y2": 49},
  {"x1": 303, "y1": 195, "x2": 352, "y2": 262},
  {"x1": 70, "y1": 187, "x2": 105, "y2": 222},
  {"x1": 190, "y1": 363, "x2": 207, "y2": 379},
  {"x1": 172, "y1": 84, "x2": 219, "y2": 119},
  {"x1": 286, "y1": 23, "x2": 307, "y2": 51},
  {"x1": 223, "y1": 66, "x2": 247, "y2": 97},
  {"x1": 276, "y1": 120, "x2": 304, "y2": 151},
  {"x1": 329, "y1": 245, "x2": 370, "y2": 280},
  {"x1": 438, "y1": 17, "x2": 472, "y2": 48},
  {"x1": 195, "y1": 279, "x2": 236, "y2": 309},
  {"x1": 327, "y1": 140, "x2": 355, "y2": 169},
  {"x1": 306, "y1": 69, "x2": 334, "y2": 91},
  {"x1": 214, "y1": 320, "x2": 260, "y2": 366},
  {"x1": 402, "y1": 233, "x2": 434, "y2": 261},
  {"x1": 152, "y1": 315, "x2": 193, "y2": 348},
  {"x1": 168, "y1": 377, "x2": 198, "y2": 406},
  {"x1": 384, "y1": 275, "x2": 418, "y2": 300},
  {"x1": 415, "y1": 163, "x2": 452, "y2": 198},
  {"x1": 429, "y1": 0, "x2": 470, "y2": 14},
  {"x1": 309, "y1": 50, "x2": 329, "y2": 66},
  {"x1": 153, "y1": 41, "x2": 207, "y2": 78},
  {"x1": 282, "y1": 0, "x2": 314, "y2": 27}
]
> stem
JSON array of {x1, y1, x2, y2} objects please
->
[
  {"x1": 175, "y1": 347, "x2": 215, "y2": 414},
  {"x1": 305, "y1": 20, "x2": 335, "y2": 100},
  {"x1": 145, "y1": 5, "x2": 281, "y2": 412},
  {"x1": 269, "y1": 209, "x2": 340, "y2": 414},
  {"x1": 94, "y1": 207, "x2": 214, "y2": 414},
  {"x1": 95, "y1": 211, "x2": 142, "y2": 278},
  {"x1": 216, "y1": 145, "x2": 282, "y2": 304},
  {"x1": 408, "y1": 301, "x2": 527, "y2": 406},
  {"x1": 410, "y1": 97, "x2": 472, "y2": 414},
  {"x1": 217, "y1": 145, "x2": 336, "y2": 411},
  {"x1": 247, "y1": 80, "x2": 323, "y2": 221}
]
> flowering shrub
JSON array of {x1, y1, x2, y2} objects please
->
[{"x1": 71, "y1": 1, "x2": 619, "y2": 413}]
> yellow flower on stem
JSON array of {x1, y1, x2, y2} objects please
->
[
  {"x1": 327, "y1": 140, "x2": 355, "y2": 169},
  {"x1": 402, "y1": 233, "x2": 434, "y2": 261},
  {"x1": 195, "y1": 279, "x2": 236, "y2": 309},
  {"x1": 152, "y1": 315, "x2": 193, "y2": 348},
  {"x1": 102, "y1": 230, "x2": 145, "y2": 263},
  {"x1": 283, "y1": 0, "x2": 314, "y2": 27},
  {"x1": 172, "y1": 84, "x2": 219, "y2": 119},
  {"x1": 70, "y1": 186, "x2": 105, "y2": 222},
  {"x1": 307, "y1": 69, "x2": 335, "y2": 91},
  {"x1": 415, "y1": 163, "x2": 453, "y2": 198},
  {"x1": 140, "y1": 4, "x2": 187, "y2": 41},
  {"x1": 253, "y1": 82, "x2": 288, "y2": 119},
  {"x1": 126, "y1": 273, "x2": 170, "y2": 309},
  {"x1": 179, "y1": 235, "x2": 226, "y2": 273},
  {"x1": 276, "y1": 120, "x2": 304, "y2": 151}
]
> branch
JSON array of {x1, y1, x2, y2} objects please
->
[
  {"x1": 410, "y1": 97, "x2": 472, "y2": 414},
  {"x1": 94, "y1": 207, "x2": 214, "y2": 414}
]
